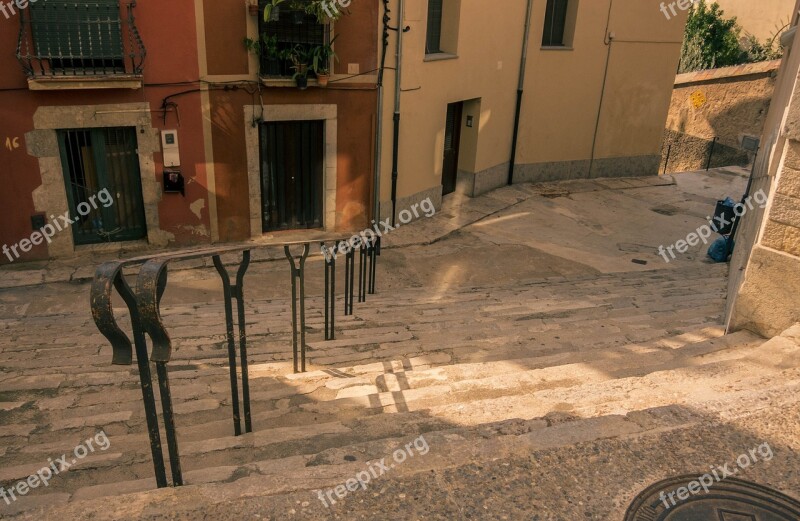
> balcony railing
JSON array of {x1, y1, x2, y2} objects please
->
[
  {"x1": 258, "y1": 0, "x2": 328, "y2": 78},
  {"x1": 16, "y1": 0, "x2": 145, "y2": 79}
]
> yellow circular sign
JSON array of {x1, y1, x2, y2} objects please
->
[{"x1": 690, "y1": 90, "x2": 707, "y2": 108}]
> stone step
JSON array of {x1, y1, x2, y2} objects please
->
[
  {"x1": 7, "y1": 367, "x2": 798, "y2": 517},
  {"x1": 0, "y1": 330, "x2": 772, "y2": 497},
  {"x1": 0, "y1": 286, "x2": 726, "y2": 384},
  {"x1": 5, "y1": 320, "x2": 727, "y2": 443}
]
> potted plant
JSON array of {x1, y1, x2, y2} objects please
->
[
  {"x1": 310, "y1": 35, "x2": 338, "y2": 87},
  {"x1": 287, "y1": 2, "x2": 306, "y2": 24},
  {"x1": 293, "y1": 68, "x2": 309, "y2": 89},
  {"x1": 262, "y1": 0, "x2": 285, "y2": 21},
  {"x1": 298, "y1": 0, "x2": 348, "y2": 24},
  {"x1": 243, "y1": 33, "x2": 280, "y2": 59},
  {"x1": 244, "y1": 33, "x2": 280, "y2": 75},
  {"x1": 280, "y1": 44, "x2": 311, "y2": 89}
]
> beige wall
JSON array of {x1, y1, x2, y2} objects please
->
[
  {"x1": 716, "y1": 0, "x2": 796, "y2": 41},
  {"x1": 515, "y1": 0, "x2": 687, "y2": 181},
  {"x1": 663, "y1": 61, "x2": 779, "y2": 173},
  {"x1": 726, "y1": 1, "x2": 800, "y2": 337},
  {"x1": 378, "y1": 0, "x2": 687, "y2": 216},
  {"x1": 518, "y1": 0, "x2": 686, "y2": 165},
  {"x1": 378, "y1": 0, "x2": 526, "y2": 213}
]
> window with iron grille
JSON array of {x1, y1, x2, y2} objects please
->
[
  {"x1": 17, "y1": 0, "x2": 145, "y2": 78},
  {"x1": 542, "y1": 0, "x2": 569, "y2": 46},
  {"x1": 426, "y1": 0, "x2": 443, "y2": 54},
  {"x1": 258, "y1": 0, "x2": 328, "y2": 78}
]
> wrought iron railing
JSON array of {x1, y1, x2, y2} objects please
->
[
  {"x1": 91, "y1": 237, "x2": 379, "y2": 487},
  {"x1": 16, "y1": 0, "x2": 146, "y2": 78},
  {"x1": 257, "y1": 0, "x2": 329, "y2": 78}
]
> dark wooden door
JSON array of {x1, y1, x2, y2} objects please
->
[
  {"x1": 58, "y1": 127, "x2": 147, "y2": 245},
  {"x1": 442, "y1": 102, "x2": 463, "y2": 196},
  {"x1": 260, "y1": 120, "x2": 324, "y2": 232}
]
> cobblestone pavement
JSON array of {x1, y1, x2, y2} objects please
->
[{"x1": 4, "y1": 169, "x2": 799, "y2": 520}]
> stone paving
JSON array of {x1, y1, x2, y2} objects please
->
[
  {"x1": 2, "y1": 169, "x2": 799, "y2": 520},
  {"x1": 0, "y1": 172, "x2": 683, "y2": 290}
]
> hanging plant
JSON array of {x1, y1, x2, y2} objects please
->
[
  {"x1": 290, "y1": 0, "x2": 348, "y2": 24},
  {"x1": 263, "y1": 0, "x2": 285, "y2": 22}
]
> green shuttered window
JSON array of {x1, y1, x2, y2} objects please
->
[
  {"x1": 542, "y1": 0, "x2": 569, "y2": 47},
  {"x1": 426, "y1": 0, "x2": 443, "y2": 54}
]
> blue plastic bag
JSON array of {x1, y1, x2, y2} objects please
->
[{"x1": 708, "y1": 236, "x2": 734, "y2": 262}]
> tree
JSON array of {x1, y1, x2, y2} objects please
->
[
  {"x1": 740, "y1": 34, "x2": 783, "y2": 63},
  {"x1": 679, "y1": 1, "x2": 742, "y2": 73}
]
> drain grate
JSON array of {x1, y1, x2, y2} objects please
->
[{"x1": 624, "y1": 476, "x2": 800, "y2": 520}]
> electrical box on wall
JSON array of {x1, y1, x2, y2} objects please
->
[
  {"x1": 163, "y1": 169, "x2": 185, "y2": 196},
  {"x1": 161, "y1": 130, "x2": 181, "y2": 167}
]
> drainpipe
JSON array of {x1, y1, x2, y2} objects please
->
[
  {"x1": 589, "y1": 0, "x2": 615, "y2": 177},
  {"x1": 390, "y1": 0, "x2": 405, "y2": 227},
  {"x1": 508, "y1": 0, "x2": 534, "y2": 185},
  {"x1": 374, "y1": 0, "x2": 391, "y2": 222}
]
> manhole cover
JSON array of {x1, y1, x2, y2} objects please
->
[
  {"x1": 540, "y1": 191, "x2": 569, "y2": 199},
  {"x1": 624, "y1": 476, "x2": 800, "y2": 521},
  {"x1": 651, "y1": 205, "x2": 679, "y2": 216}
]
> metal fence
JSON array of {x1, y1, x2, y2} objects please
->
[{"x1": 661, "y1": 130, "x2": 753, "y2": 174}]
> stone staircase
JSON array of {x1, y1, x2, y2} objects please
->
[{"x1": 2, "y1": 261, "x2": 799, "y2": 518}]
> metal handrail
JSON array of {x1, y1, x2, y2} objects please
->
[{"x1": 90, "y1": 236, "x2": 379, "y2": 488}]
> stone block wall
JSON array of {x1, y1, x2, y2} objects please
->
[{"x1": 662, "y1": 61, "x2": 780, "y2": 174}]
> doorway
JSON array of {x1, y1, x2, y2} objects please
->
[
  {"x1": 58, "y1": 127, "x2": 147, "y2": 245},
  {"x1": 442, "y1": 101, "x2": 463, "y2": 196},
  {"x1": 259, "y1": 120, "x2": 325, "y2": 232}
]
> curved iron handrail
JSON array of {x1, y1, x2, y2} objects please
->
[{"x1": 90, "y1": 235, "x2": 379, "y2": 489}]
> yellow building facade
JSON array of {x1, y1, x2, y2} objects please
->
[{"x1": 376, "y1": 0, "x2": 689, "y2": 217}]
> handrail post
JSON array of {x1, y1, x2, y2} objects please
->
[
  {"x1": 235, "y1": 251, "x2": 252, "y2": 433},
  {"x1": 137, "y1": 260, "x2": 183, "y2": 487},
  {"x1": 91, "y1": 263, "x2": 168, "y2": 488},
  {"x1": 212, "y1": 255, "x2": 243, "y2": 436},
  {"x1": 370, "y1": 236, "x2": 380, "y2": 294},
  {"x1": 323, "y1": 243, "x2": 336, "y2": 341},
  {"x1": 284, "y1": 244, "x2": 310, "y2": 373},
  {"x1": 155, "y1": 362, "x2": 182, "y2": 486},
  {"x1": 706, "y1": 137, "x2": 719, "y2": 171},
  {"x1": 345, "y1": 248, "x2": 355, "y2": 315},
  {"x1": 358, "y1": 240, "x2": 367, "y2": 303}
]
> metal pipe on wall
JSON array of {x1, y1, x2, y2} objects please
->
[
  {"x1": 390, "y1": 0, "x2": 405, "y2": 227},
  {"x1": 589, "y1": 0, "x2": 615, "y2": 177},
  {"x1": 374, "y1": 0, "x2": 391, "y2": 222},
  {"x1": 508, "y1": 0, "x2": 534, "y2": 185}
]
